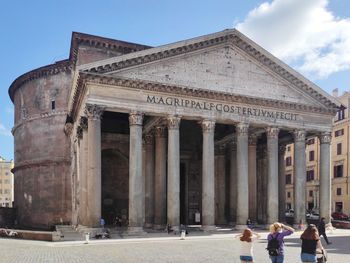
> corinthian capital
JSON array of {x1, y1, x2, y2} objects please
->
[
  {"x1": 248, "y1": 134, "x2": 258, "y2": 146},
  {"x1": 80, "y1": 116, "x2": 88, "y2": 130},
  {"x1": 129, "y1": 112, "x2": 144, "y2": 126},
  {"x1": 154, "y1": 126, "x2": 167, "y2": 138},
  {"x1": 293, "y1": 129, "x2": 306, "y2": 142},
  {"x1": 279, "y1": 144, "x2": 287, "y2": 155},
  {"x1": 143, "y1": 134, "x2": 154, "y2": 145},
  {"x1": 266, "y1": 127, "x2": 279, "y2": 139},
  {"x1": 215, "y1": 144, "x2": 226, "y2": 155},
  {"x1": 76, "y1": 126, "x2": 83, "y2": 139},
  {"x1": 201, "y1": 119, "x2": 215, "y2": 133},
  {"x1": 236, "y1": 123, "x2": 249, "y2": 137},
  {"x1": 167, "y1": 116, "x2": 181, "y2": 130},
  {"x1": 85, "y1": 104, "x2": 104, "y2": 120},
  {"x1": 319, "y1": 132, "x2": 331, "y2": 144}
]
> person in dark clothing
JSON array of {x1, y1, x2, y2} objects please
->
[
  {"x1": 317, "y1": 217, "x2": 331, "y2": 245},
  {"x1": 300, "y1": 224, "x2": 324, "y2": 262}
]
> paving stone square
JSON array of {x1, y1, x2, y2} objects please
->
[{"x1": 0, "y1": 229, "x2": 349, "y2": 263}]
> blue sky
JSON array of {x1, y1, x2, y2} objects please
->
[{"x1": 1, "y1": 0, "x2": 350, "y2": 161}]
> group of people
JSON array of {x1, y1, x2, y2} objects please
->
[{"x1": 236, "y1": 218, "x2": 331, "y2": 263}]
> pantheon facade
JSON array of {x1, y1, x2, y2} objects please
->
[{"x1": 9, "y1": 29, "x2": 340, "y2": 231}]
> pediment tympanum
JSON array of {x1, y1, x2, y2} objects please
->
[{"x1": 109, "y1": 45, "x2": 321, "y2": 107}]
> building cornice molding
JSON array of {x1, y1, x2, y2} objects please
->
[
  {"x1": 69, "y1": 73, "x2": 336, "y2": 122},
  {"x1": 69, "y1": 32, "x2": 151, "y2": 64},
  {"x1": 12, "y1": 158, "x2": 71, "y2": 173},
  {"x1": 12, "y1": 111, "x2": 68, "y2": 135},
  {"x1": 8, "y1": 60, "x2": 73, "y2": 102}
]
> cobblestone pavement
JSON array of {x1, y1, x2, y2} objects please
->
[{"x1": 0, "y1": 229, "x2": 349, "y2": 263}]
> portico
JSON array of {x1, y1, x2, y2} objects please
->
[{"x1": 67, "y1": 29, "x2": 339, "y2": 231}]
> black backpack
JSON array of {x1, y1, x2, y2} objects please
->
[{"x1": 267, "y1": 233, "x2": 280, "y2": 256}]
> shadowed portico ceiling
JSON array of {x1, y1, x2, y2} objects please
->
[{"x1": 70, "y1": 29, "x2": 341, "y2": 120}]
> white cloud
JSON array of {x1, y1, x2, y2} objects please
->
[
  {"x1": 236, "y1": 0, "x2": 350, "y2": 79},
  {"x1": 0, "y1": 123, "x2": 11, "y2": 137}
]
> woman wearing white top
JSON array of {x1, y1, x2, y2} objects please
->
[{"x1": 235, "y1": 228, "x2": 261, "y2": 263}]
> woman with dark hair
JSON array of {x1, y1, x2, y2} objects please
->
[
  {"x1": 300, "y1": 224, "x2": 324, "y2": 262},
  {"x1": 235, "y1": 228, "x2": 260, "y2": 263}
]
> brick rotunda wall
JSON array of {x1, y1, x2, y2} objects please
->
[{"x1": 12, "y1": 70, "x2": 72, "y2": 229}]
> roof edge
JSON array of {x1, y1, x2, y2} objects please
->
[
  {"x1": 8, "y1": 59, "x2": 72, "y2": 102},
  {"x1": 8, "y1": 31, "x2": 151, "y2": 103},
  {"x1": 69, "y1": 32, "x2": 152, "y2": 63}
]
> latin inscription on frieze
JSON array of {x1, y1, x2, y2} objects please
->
[{"x1": 147, "y1": 95, "x2": 298, "y2": 121}]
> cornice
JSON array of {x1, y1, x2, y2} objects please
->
[
  {"x1": 69, "y1": 73, "x2": 336, "y2": 121},
  {"x1": 12, "y1": 110, "x2": 67, "y2": 135},
  {"x1": 12, "y1": 158, "x2": 70, "y2": 173},
  {"x1": 81, "y1": 29, "x2": 340, "y2": 110},
  {"x1": 69, "y1": 32, "x2": 151, "y2": 64},
  {"x1": 84, "y1": 34, "x2": 233, "y2": 74},
  {"x1": 8, "y1": 60, "x2": 72, "y2": 102}
]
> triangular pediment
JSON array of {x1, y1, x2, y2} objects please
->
[{"x1": 79, "y1": 29, "x2": 340, "y2": 110}]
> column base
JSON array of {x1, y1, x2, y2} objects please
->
[
  {"x1": 127, "y1": 227, "x2": 147, "y2": 236},
  {"x1": 201, "y1": 225, "x2": 217, "y2": 232}
]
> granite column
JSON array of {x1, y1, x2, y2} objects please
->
[
  {"x1": 215, "y1": 144, "x2": 226, "y2": 225},
  {"x1": 236, "y1": 123, "x2": 249, "y2": 229},
  {"x1": 229, "y1": 138, "x2": 237, "y2": 225},
  {"x1": 201, "y1": 120, "x2": 216, "y2": 231},
  {"x1": 266, "y1": 127, "x2": 279, "y2": 225},
  {"x1": 154, "y1": 126, "x2": 167, "y2": 229},
  {"x1": 85, "y1": 104, "x2": 104, "y2": 227},
  {"x1": 278, "y1": 145, "x2": 287, "y2": 222},
  {"x1": 144, "y1": 134, "x2": 155, "y2": 228},
  {"x1": 293, "y1": 130, "x2": 306, "y2": 227},
  {"x1": 167, "y1": 116, "x2": 181, "y2": 230},
  {"x1": 319, "y1": 132, "x2": 332, "y2": 223},
  {"x1": 248, "y1": 134, "x2": 257, "y2": 222},
  {"x1": 128, "y1": 112, "x2": 144, "y2": 233}
]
